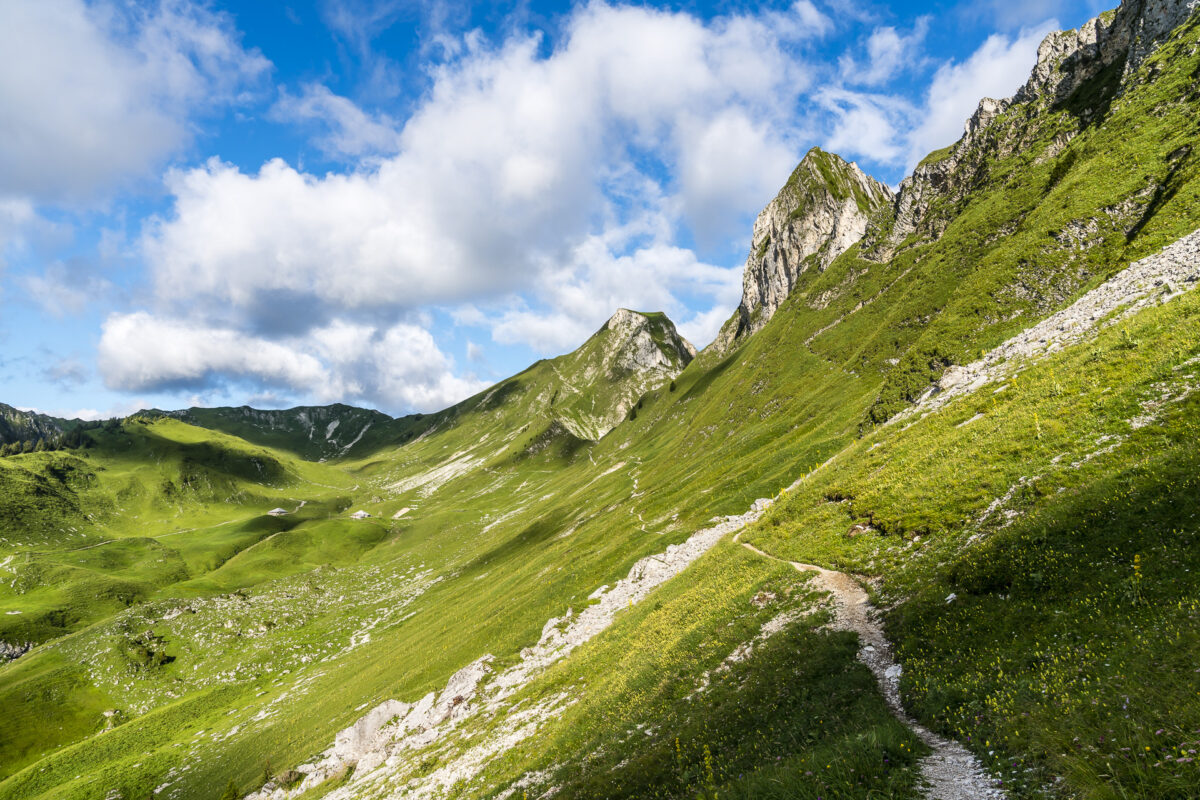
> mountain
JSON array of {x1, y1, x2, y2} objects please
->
[
  {"x1": 712, "y1": 148, "x2": 893, "y2": 354},
  {"x1": 163, "y1": 404, "x2": 401, "y2": 461},
  {"x1": 2, "y1": 2, "x2": 1200, "y2": 800},
  {"x1": 538, "y1": 308, "x2": 695, "y2": 440},
  {"x1": 0, "y1": 404, "x2": 65, "y2": 447},
  {"x1": 154, "y1": 309, "x2": 693, "y2": 460}
]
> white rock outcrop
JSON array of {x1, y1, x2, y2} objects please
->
[
  {"x1": 549, "y1": 309, "x2": 695, "y2": 440},
  {"x1": 878, "y1": 0, "x2": 1200, "y2": 259},
  {"x1": 713, "y1": 149, "x2": 892, "y2": 354}
]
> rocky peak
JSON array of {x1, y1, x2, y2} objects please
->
[
  {"x1": 1014, "y1": 0, "x2": 1198, "y2": 101},
  {"x1": 871, "y1": 0, "x2": 1198, "y2": 260},
  {"x1": 547, "y1": 309, "x2": 695, "y2": 440},
  {"x1": 712, "y1": 148, "x2": 893, "y2": 354},
  {"x1": 602, "y1": 308, "x2": 697, "y2": 372},
  {"x1": 0, "y1": 403, "x2": 67, "y2": 447}
]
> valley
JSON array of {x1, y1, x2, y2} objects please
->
[{"x1": 2, "y1": 2, "x2": 1200, "y2": 799}]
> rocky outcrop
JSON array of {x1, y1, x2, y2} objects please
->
[
  {"x1": 548, "y1": 309, "x2": 695, "y2": 440},
  {"x1": 874, "y1": 0, "x2": 1200, "y2": 260},
  {"x1": 602, "y1": 309, "x2": 696, "y2": 375},
  {"x1": 0, "y1": 404, "x2": 68, "y2": 448},
  {"x1": 713, "y1": 148, "x2": 893, "y2": 354},
  {"x1": 0, "y1": 641, "x2": 32, "y2": 662}
]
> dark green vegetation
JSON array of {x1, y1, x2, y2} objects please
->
[
  {"x1": 3, "y1": 4, "x2": 1200, "y2": 800},
  {"x1": 0, "y1": 405, "x2": 98, "y2": 456}
]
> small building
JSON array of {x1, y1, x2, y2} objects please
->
[
  {"x1": 267, "y1": 508, "x2": 289, "y2": 517},
  {"x1": 350, "y1": 510, "x2": 372, "y2": 520}
]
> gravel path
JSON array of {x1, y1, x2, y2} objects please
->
[{"x1": 734, "y1": 533, "x2": 1006, "y2": 800}]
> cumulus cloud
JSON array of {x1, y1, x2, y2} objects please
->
[
  {"x1": 819, "y1": 88, "x2": 914, "y2": 165},
  {"x1": 97, "y1": 0, "x2": 1056, "y2": 414},
  {"x1": 143, "y1": 2, "x2": 825, "y2": 321},
  {"x1": 99, "y1": 312, "x2": 486, "y2": 412},
  {"x1": 99, "y1": 312, "x2": 327, "y2": 393},
  {"x1": 0, "y1": 0, "x2": 268, "y2": 204},
  {"x1": 904, "y1": 22, "x2": 1056, "y2": 166},
  {"x1": 820, "y1": 21, "x2": 1054, "y2": 170},
  {"x1": 489, "y1": 234, "x2": 741, "y2": 353},
  {"x1": 839, "y1": 18, "x2": 930, "y2": 86},
  {"x1": 106, "y1": 1, "x2": 833, "y2": 408}
]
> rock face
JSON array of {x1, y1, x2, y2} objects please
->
[
  {"x1": 873, "y1": 0, "x2": 1200, "y2": 260},
  {"x1": 548, "y1": 309, "x2": 695, "y2": 440},
  {"x1": 0, "y1": 404, "x2": 67, "y2": 447},
  {"x1": 0, "y1": 641, "x2": 32, "y2": 662},
  {"x1": 166, "y1": 403, "x2": 394, "y2": 460},
  {"x1": 713, "y1": 148, "x2": 893, "y2": 354}
]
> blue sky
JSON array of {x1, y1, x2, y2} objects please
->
[{"x1": 0, "y1": 0, "x2": 1108, "y2": 419}]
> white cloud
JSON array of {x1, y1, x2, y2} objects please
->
[
  {"x1": 677, "y1": 305, "x2": 735, "y2": 350},
  {"x1": 142, "y1": 3, "x2": 828, "y2": 322},
  {"x1": 99, "y1": 312, "x2": 327, "y2": 392},
  {"x1": 0, "y1": 0, "x2": 268, "y2": 203},
  {"x1": 819, "y1": 89, "x2": 914, "y2": 165},
  {"x1": 676, "y1": 109, "x2": 801, "y2": 248},
  {"x1": 98, "y1": 312, "x2": 486, "y2": 412},
  {"x1": 489, "y1": 234, "x2": 741, "y2": 353},
  {"x1": 821, "y1": 22, "x2": 1054, "y2": 170},
  {"x1": 839, "y1": 18, "x2": 929, "y2": 86},
  {"x1": 788, "y1": 1, "x2": 835, "y2": 37},
  {"x1": 272, "y1": 84, "x2": 403, "y2": 158},
  {"x1": 113, "y1": 1, "x2": 834, "y2": 405},
  {"x1": 904, "y1": 22, "x2": 1056, "y2": 167}
]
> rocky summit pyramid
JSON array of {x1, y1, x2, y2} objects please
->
[
  {"x1": 712, "y1": 148, "x2": 893, "y2": 354},
  {"x1": 545, "y1": 308, "x2": 695, "y2": 440},
  {"x1": 3, "y1": 2, "x2": 1200, "y2": 799}
]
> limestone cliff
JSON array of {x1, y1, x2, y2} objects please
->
[
  {"x1": 712, "y1": 148, "x2": 893, "y2": 354},
  {"x1": 547, "y1": 309, "x2": 695, "y2": 440},
  {"x1": 868, "y1": 0, "x2": 1200, "y2": 260}
]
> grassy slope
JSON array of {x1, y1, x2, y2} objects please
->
[
  {"x1": 2, "y1": 11, "x2": 1200, "y2": 800},
  {"x1": 164, "y1": 405, "x2": 408, "y2": 462},
  {"x1": 463, "y1": 541, "x2": 927, "y2": 800}
]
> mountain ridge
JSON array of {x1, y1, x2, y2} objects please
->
[
  {"x1": 2, "y1": 2, "x2": 1200, "y2": 799},
  {"x1": 712, "y1": 147, "x2": 893, "y2": 355}
]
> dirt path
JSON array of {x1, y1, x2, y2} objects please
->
[{"x1": 733, "y1": 533, "x2": 1005, "y2": 800}]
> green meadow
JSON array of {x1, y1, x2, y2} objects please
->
[{"x1": 2, "y1": 7, "x2": 1200, "y2": 800}]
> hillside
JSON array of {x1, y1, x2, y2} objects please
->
[
  {"x1": 162, "y1": 405, "x2": 404, "y2": 461},
  {"x1": 2, "y1": 2, "x2": 1200, "y2": 800}
]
